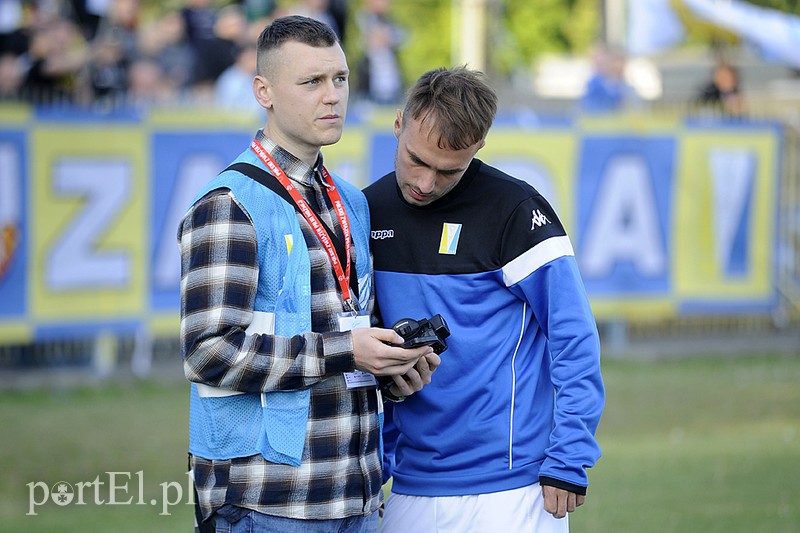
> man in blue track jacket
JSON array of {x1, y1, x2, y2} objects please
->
[{"x1": 364, "y1": 66, "x2": 605, "y2": 533}]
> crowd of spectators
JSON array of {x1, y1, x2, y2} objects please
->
[{"x1": 0, "y1": 0, "x2": 398, "y2": 115}]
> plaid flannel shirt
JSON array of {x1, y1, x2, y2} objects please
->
[{"x1": 178, "y1": 132, "x2": 383, "y2": 521}]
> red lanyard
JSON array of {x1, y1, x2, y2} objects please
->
[{"x1": 250, "y1": 139, "x2": 356, "y2": 311}]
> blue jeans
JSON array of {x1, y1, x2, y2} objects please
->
[{"x1": 213, "y1": 505, "x2": 379, "y2": 533}]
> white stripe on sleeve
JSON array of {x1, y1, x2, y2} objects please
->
[{"x1": 502, "y1": 236, "x2": 574, "y2": 287}]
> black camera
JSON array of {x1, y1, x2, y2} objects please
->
[{"x1": 391, "y1": 314, "x2": 451, "y2": 354}]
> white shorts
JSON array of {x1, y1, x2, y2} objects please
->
[{"x1": 379, "y1": 483, "x2": 569, "y2": 533}]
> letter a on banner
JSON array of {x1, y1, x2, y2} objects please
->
[{"x1": 582, "y1": 155, "x2": 666, "y2": 277}]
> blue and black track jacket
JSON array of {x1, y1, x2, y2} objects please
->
[{"x1": 364, "y1": 158, "x2": 605, "y2": 497}]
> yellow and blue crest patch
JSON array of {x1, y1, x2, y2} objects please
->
[{"x1": 439, "y1": 223, "x2": 462, "y2": 255}]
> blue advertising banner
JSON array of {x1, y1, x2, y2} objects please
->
[
  {"x1": 149, "y1": 131, "x2": 251, "y2": 315},
  {"x1": 0, "y1": 111, "x2": 783, "y2": 343},
  {"x1": 0, "y1": 129, "x2": 27, "y2": 323}
]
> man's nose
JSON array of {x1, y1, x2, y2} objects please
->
[
  {"x1": 416, "y1": 171, "x2": 436, "y2": 193},
  {"x1": 322, "y1": 80, "x2": 341, "y2": 104}
]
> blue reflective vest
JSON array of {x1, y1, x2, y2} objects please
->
[{"x1": 187, "y1": 148, "x2": 373, "y2": 466}]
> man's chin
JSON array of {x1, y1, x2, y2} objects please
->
[{"x1": 319, "y1": 131, "x2": 344, "y2": 147}]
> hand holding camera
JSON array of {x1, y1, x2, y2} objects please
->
[
  {"x1": 378, "y1": 314, "x2": 449, "y2": 402},
  {"x1": 390, "y1": 314, "x2": 451, "y2": 354}
]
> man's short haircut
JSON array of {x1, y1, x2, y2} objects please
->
[
  {"x1": 256, "y1": 15, "x2": 339, "y2": 77},
  {"x1": 403, "y1": 66, "x2": 498, "y2": 150}
]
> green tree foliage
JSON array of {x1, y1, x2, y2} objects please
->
[
  {"x1": 389, "y1": 0, "x2": 453, "y2": 85},
  {"x1": 379, "y1": 0, "x2": 600, "y2": 84},
  {"x1": 746, "y1": 0, "x2": 800, "y2": 15},
  {"x1": 562, "y1": 0, "x2": 602, "y2": 53},
  {"x1": 503, "y1": 0, "x2": 571, "y2": 59},
  {"x1": 490, "y1": 0, "x2": 598, "y2": 77}
]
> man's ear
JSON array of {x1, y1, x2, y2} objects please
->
[
  {"x1": 253, "y1": 75, "x2": 272, "y2": 109},
  {"x1": 394, "y1": 109, "x2": 402, "y2": 138}
]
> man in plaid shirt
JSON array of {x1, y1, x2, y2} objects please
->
[{"x1": 178, "y1": 16, "x2": 439, "y2": 533}]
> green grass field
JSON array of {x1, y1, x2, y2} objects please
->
[{"x1": 1, "y1": 353, "x2": 799, "y2": 532}]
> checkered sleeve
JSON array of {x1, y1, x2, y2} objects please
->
[{"x1": 177, "y1": 190, "x2": 355, "y2": 393}]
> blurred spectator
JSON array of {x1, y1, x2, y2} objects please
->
[
  {"x1": 68, "y1": 0, "x2": 111, "y2": 41},
  {"x1": 93, "y1": 0, "x2": 139, "y2": 66},
  {"x1": 287, "y1": 0, "x2": 340, "y2": 39},
  {"x1": 0, "y1": 0, "x2": 28, "y2": 56},
  {"x1": 326, "y1": 0, "x2": 348, "y2": 44},
  {"x1": 189, "y1": 4, "x2": 246, "y2": 102},
  {"x1": 80, "y1": 0, "x2": 142, "y2": 107},
  {"x1": 695, "y1": 61, "x2": 746, "y2": 116},
  {"x1": 87, "y1": 32, "x2": 128, "y2": 103},
  {"x1": 355, "y1": 0, "x2": 404, "y2": 105},
  {"x1": 580, "y1": 44, "x2": 640, "y2": 113},
  {"x1": 214, "y1": 40, "x2": 262, "y2": 118},
  {"x1": 127, "y1": 56, "x2": 172, "y2": 108},
  {"x1": 0, "y1": 52, "x2": 24, "y2": 100},
  {"x1": 26, "y1": 0, "x2": 64, "y2": 27},
  {"x1": 0, "y1": 0, "x2": 27, "y2": 104},
  {"x1": 181, "y1": 0, "x2": 216, "y2": 48},
  {"x1": 22, "y1": 18, "x2": 88, "y2": 105},
  {"x1": 138, "y1": 9, "x2": 194, "y2": 96}
]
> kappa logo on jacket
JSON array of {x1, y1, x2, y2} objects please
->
[
  {"x1": 439, "y1": 223, "x2": 462, "y2": 255},
  {"x1": 371, "y1": 229, "x2": 394, "y2": 240},
  {"x1": 531, "y1": 209, "x2": 551, "y2": 229}
]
